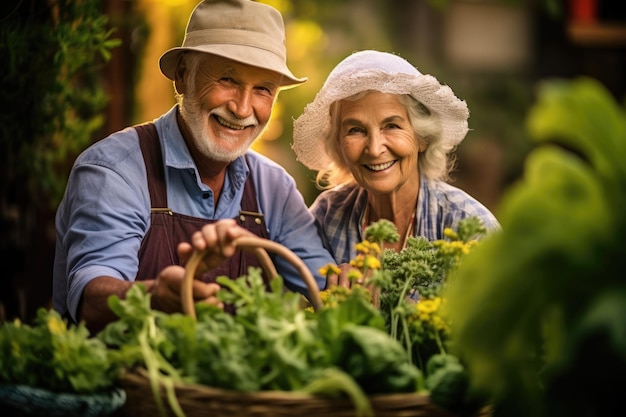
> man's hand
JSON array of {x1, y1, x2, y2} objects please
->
[
  {"x1": 177, "y1": 218, "x2": 254, "y2": 276},
  {"x1": 148, "y1": 265, "x2": 221, "y2": 313},
  {"x1": 152, "y1": 219, "x2": 254, "y2": 312}
]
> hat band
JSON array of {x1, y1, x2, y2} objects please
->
[{"x1": 183, "y1": 29, "x2": 286, "y2": 59}]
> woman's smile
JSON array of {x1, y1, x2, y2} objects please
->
[{"x1": 364, "y1": 160, "x2": 397, "y2": 172}]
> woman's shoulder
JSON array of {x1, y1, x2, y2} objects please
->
[
  {"x1": 423, "y1": 179, "x2": 500, "y2": 228},
  {"x1": 424, "y1": 178, "x2": 480, "y2": 204}
]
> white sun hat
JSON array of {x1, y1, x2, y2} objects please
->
[{"x1": 292, "y1": 50, "x2": 469, "y2": 171}]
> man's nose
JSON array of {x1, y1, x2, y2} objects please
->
[{"x1": 227, "y1": 89, "x2": 253, "y2": 119}]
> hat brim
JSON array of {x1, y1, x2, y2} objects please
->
[
  {"x1": 292, "y1": 71, "x2": 469, "y2": 171},
  {"x1": 159, "y1": 46, "x2": 307, "y2": 89}
]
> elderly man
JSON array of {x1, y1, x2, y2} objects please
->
[{"x1": 53, "y1": 0, "x2": 334, "y2": 333}]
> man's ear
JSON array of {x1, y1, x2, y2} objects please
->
[{"x1": 174, "y1": 55, "x2": 188, "y2": 95}]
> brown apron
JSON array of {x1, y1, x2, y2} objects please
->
[{"x1": 134, "y1": 123, "x2": 270, "y2": 290}]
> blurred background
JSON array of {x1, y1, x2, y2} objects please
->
[{"x1": 1, "y1": 0, "x2": 625, "y2": 322}]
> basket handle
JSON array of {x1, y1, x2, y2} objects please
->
[{"x1": 181, "y1": 235, "x2": 323, "y2": 319}]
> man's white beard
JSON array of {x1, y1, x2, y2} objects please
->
[{"x1": 179, "y1": 93, "x2": 264, "y2": 162}]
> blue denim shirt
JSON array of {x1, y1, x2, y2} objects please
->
[{"x1": 53, "y1": 106, "x2": 333, "y2": 321}]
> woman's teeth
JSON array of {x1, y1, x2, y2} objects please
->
[{"x1": 366, "y1": 161, "x2": 395, "y2": 171}]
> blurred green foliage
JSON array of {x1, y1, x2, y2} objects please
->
[
  {"x1": 0, "y1": 0, "x2": 119, "y2": 322},
  {"x1": 446, "y1": 77, "x2": 626, "y2": 417},
  {"x1": 1, "y1": 0, "x2": 120, "y2": 210}
]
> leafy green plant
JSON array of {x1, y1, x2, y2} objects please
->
[
  {"x1": 446, "y1": 78, "x2": 626, "y2": 417},
  {"x1": 0, "y1": 308, "x2": 119, "y2": 393},
  {"x1": 100, "y1": 268, "x2": 422, "y2": 417},
  {"x1": 360, "y1": 218, "x2": 486, "y2": 362},
  {"x1": 317, "y1": 217, "x2": 490, "y2": 414}
]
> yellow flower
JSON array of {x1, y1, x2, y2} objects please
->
[
  {"x1": 363, "y1": 254, "x2": 381, "y2": 270},
  {"x1": 443, "y1": 227, "x2": 459, "y2": 240},
  {"x1": 47, "y1": 314, "x2": 67, "y2": 336},
  {"x1": 319, "y1": 263, "x2": 341, "y2": 277},
  {"x1": 347, "y1": 269, "x2": 363, "y2": 282},
  {"x1": 418, "y1": 312, "x2": 431, "y2": 322},
  {"x1": 307, "y1": 286, "x2": 359, "y2": 312},
  {"x1": 306, "y1": 291, "x2": 328, "y2": 312},
  {"x1": 464, "y1": 240, "x2": 479, "y2": 253},
  {"x1": 451, "y1": 241, "x2": 465, "y2": 251},
  {"x1": 434, "y1": 240, "x2": 473, "y2": 257},
  {"x1": 355, "y1": 241, "x2": 369, "y2": 254},
  {"x1": 432, "y1": 316, "x2": 450, "y2": 332},
  {"x1": 355, "y1": 240, "x2": 382, "y2": 256},
  {"x1": 417, "y1": 297, "x2": 441, "y2": 314},
  {"x1": 350, "y1": 254, "x2": 365, "y2": 268},
  {"x1": 366, "y1": 241, "x2": 382, "y2": 255}
]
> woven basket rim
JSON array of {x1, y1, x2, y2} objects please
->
[
  {"x1": 120, "y1": 368, "x2": 433, "y2": 401},
  {"x1": 182, "y1": 235, "x2": 323, "y2": 319},
  {"x1": 119, "y1": 368, "x2": 490, "y2": 417}
]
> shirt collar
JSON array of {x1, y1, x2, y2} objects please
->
[{"x1": 158, "y1": 105, "x2": 250, "y2": 191}]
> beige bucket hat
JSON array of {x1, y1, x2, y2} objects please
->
[
  {"x1": 159, "y1": 0, "x2": 306, "y2": 89},
  {"x1": 292, "y1": 50, "x2": 469, "y2": 171}
]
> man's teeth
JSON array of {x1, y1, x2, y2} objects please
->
[
  {"x1": 367, "y1": 161, "x2": 394, "y2": 171},
  {"x1": 216, "y1": 116, "x2": 246, "y2": 130}
]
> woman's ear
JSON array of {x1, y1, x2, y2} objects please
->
[{"x1": 418, "y1": 137, "x2": 429, "y2": 152}]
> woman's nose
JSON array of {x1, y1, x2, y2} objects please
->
[{"x1": 366, "y1": 130, "x2": 386, "y2": 156}]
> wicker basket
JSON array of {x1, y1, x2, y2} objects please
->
[
  {"x1": 121, "y1": 368, "x2": 476, "y2": 417},
  {"x1": 119, "y1": 236, "x2": 490, "y2": 417}
]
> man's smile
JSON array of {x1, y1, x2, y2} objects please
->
[{"x1": 212, "y1": 114, "x2": 251, "y2": 130}]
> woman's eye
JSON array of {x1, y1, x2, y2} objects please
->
[{"x1": 347, "y1": 127, "x2": 365, "y2": 135}]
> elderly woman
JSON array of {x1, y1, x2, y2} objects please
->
[{"x1": 292, "y1": 50, "x2": 500, "y2": 266}]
